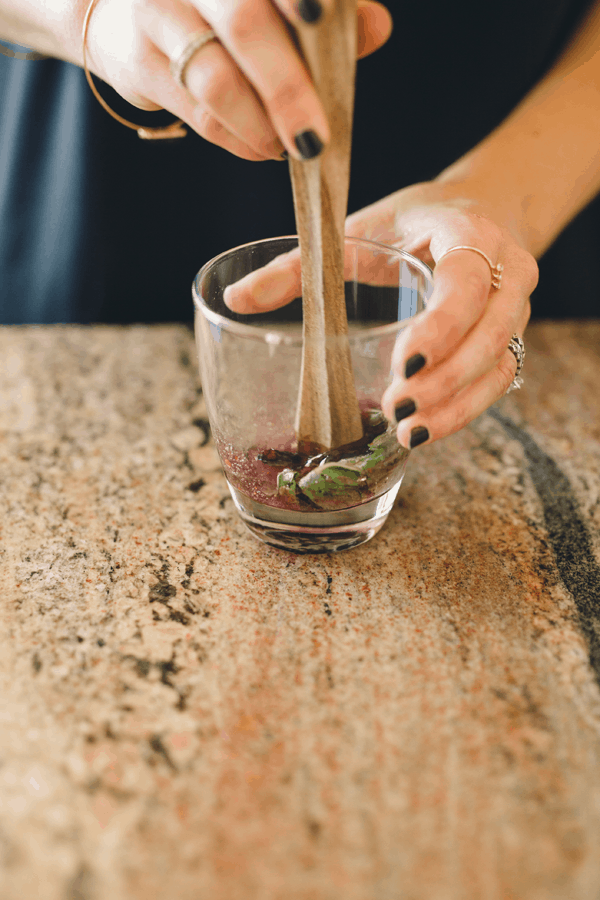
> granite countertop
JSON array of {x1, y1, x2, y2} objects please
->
[{"x1": 1, "y1": 321, "x2": 599, "y2": 900}]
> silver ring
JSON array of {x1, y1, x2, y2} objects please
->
[
  {"x1": 506, "y1": 333, "x2": 525, "y2": 393},
  {"x1": 436, "y1": 245, "x2": 503, "y2": 290},
  {"x1": 170, "y1": 29, "x2": 217, "y2": 90}
]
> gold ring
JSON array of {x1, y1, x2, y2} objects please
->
[
  {"x1": 436, "y1": 245, "x2": 503, "y2": 290},
  {"x1": 81, "y1": 0, "x2": 187, "y2": 140},
  {"x1": 170, "y1": 29, "x2": 217, "y2": 90}
]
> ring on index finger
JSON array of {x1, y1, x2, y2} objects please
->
[
  {"x1": 437, "y1": 245, "x2": 504, "y2": 290},
  {"x1": 170, "y1": 29, "x2": 218, "y2": 90}
]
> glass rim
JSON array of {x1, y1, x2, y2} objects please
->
[{"x1": 192, "y1": 234, "x2": 433, "y2": 345}]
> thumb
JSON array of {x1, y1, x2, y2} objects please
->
[{"x1": 357, "y1": 2, "x2": 393, "y2": 59}]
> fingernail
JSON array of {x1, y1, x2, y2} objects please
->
[
  {"x1": 409, "y1": 426, "x2": 429, "y2": 449},
  {"x1": 280, "y1": 150, "x2": 289, "y2": 160},
  {"x1": 297, "y1": 0, "x2": 322, "y2": 23},
  {"x1": 405, "y1": 353, "x2": 426, "y2": 379},
  {"x1": 294, "y1": 130, "x2": 323, "y2": 160},
  {"x1": 394, "y1": 398, "x2": 417, "y2": 422}
]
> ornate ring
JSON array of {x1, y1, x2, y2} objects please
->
[
  {"x1": 506, "y1": 334, "x2": 525, "y2": 393},
  {"x1": 82, "y1": 0, "x2": 187, "y2": 140},
  {"x1": 170, "y1": 30, "x2": 217, "y2": 90},
  {"x1": 436, "y1": 245, "x2": 504, "y2": 290}
]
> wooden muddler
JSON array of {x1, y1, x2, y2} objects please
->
[{"x1": 290, "y1": 0, "x2": 363, "y2": 451}]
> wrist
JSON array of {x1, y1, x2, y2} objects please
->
[
  {"x1": 0, "y1": 0, "x2": 90, "y2": 65},
  {"x1": 435, "y1": 66, "x2": 600, "y2": 260},
  {"x1": 44, "y1": 0, "x2": 91, "y2": 65}
]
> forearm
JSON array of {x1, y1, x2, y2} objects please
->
[
  {"x1": 0, "y1": 0, "x2": 88, "y2": 65},
  {"x1": 437, "y1": 0, "x2": 600, "y2": 258}
]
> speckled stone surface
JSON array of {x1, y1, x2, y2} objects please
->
[{"x1": 1, "y1": 322, "x2": 600, "y2": 900}]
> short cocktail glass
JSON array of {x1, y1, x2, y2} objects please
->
[{"x1": 193, "y1": 236, "x2": 433, "y2": 553}]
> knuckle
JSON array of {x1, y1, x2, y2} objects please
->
[
  {"x1": 506, "y1": 245, "x2": 539, "y2": 294},
  {"x1": 129, "y1": 94, "x2": 160, "y2": 111},
  {"x1": 128, "y1": 39, "x2": 148, "y2": 71},
  {"x1": 391, "y1": 336, "x2": 410, "y2": 374},
  {"x1": 496, "y1": 354, "x2": 517, "y2": 393},
  {"x1": 194, "y1": 108, "x2": 225, "y2": 142},
  {"x1": 486, "y1": 323, "x2": 512, "y2": 363},
  {"x1": 447, "y1": 395, "x2": 473, "y2": 435},
  {"x1": 455, "y1": 407, "x2": 472, "y2": 433},
  {"x1": 199, "y1": 69, "x2": 231, "y2": 109},
  {"x1": 194, "y1": 106, "x2": 210, "y2": 130},
  {"x1": 430, "y1": 308, "x2": 464, "y2": 346},
  {"x1": 195, "y1": 115, "x2": 255, "y2": 160},
  {"x1": 462, "y1": 267, "x2": 490, "y2": 301},
  {"x1": 518, "y1": 250, "x2": 539, "y2": 294},
  {"x1": 132, "y1": 0, "x2": 153, "y2": 20},
  {"x1": 201, "y1": 114, "x2": 227, "y2": 142},
  {"x1": 485, "y1": 219, "x2": 503, "y2": 246},
  {"x1": 438, "y1": 367, "x2": 462, "y2": 399},
  {"x1": 227, "y1": 4, "x2": 264, "y2": 45},
  {"x1": 269, "y1": 74, "x2": 304, "y2": 109},
  {"x1": 459, "y1": 213, "x2": 503, "y2": 249}
]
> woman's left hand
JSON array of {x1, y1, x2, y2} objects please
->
[
  {"x1": 226, "y1": 180, "x2": 539, "y2": 449},
  {"x1": 341, "y1": 181, "x2": 539, "y2": 449}
]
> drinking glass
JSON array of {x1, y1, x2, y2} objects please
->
[{"x1": 193, "y1": 236, "x2": 433, "y2": 553}]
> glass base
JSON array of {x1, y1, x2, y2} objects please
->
[{"x1": 228, "y1": 480, "x2": 403, "y2": 553}]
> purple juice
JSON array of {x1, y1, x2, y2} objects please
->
[{"x1": 220, "y1": 408, "x2": 408, "y2": 513}]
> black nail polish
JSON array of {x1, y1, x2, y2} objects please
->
[
  {"x1": 294, "y1": 130, "x2": 323, "y2": 160},
  {"x1": 405, "y1": 353, "x2": 426, "y2": 379},
  {"x1": 280, "y1": 150, "x2": 289, "y2": 160},
  {"x1": 297, "y1": 0, "x2": 322, "y2": 23},
  {"x1": 394, "y1": 398, "x2": 417, "y2": 422},
  {"x1": 409, "y1": 426, "x2": 430, "y2": 449}
]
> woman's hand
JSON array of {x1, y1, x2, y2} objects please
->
[
  {"x1": 225, "y1": 180, "x2": 538, "y2": 449},
  {"x1": 343, "y1": 182, "x2": 538, "y2": 449},
  {"x1": 338, "y1": 182, "x2": 538, "y2": 447},
  {"x1": 82, "y1": 0, "x2": 392, "y2": 160}
]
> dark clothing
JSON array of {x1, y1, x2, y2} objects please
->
[{"x1": 0, "y1": 0, "x2": 597, "y2": 323}]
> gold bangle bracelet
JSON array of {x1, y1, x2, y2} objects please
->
[{"x1": 81, "y1": 0, "x2": 187, "y2": 140}]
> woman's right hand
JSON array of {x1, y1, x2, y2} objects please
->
[{"x1": 82, "y1": 0, "x2": 392, "y2": 160}]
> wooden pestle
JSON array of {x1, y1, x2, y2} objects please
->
[{"x1": 290, "y1": 0, "x2": 363, "y2": 451}]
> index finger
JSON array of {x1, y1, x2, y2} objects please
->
[
  {"x1": 194, "y1": 0, "x2": 330, "y2": 158},
  {"x1": 390, "y1": 241, "x2": 503, "y2": 379}
]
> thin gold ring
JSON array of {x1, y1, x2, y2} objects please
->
[
  {"x1": 81, "y1": 0, "x2": 187, "y2": 140},
  {"x1": 170, "y1": 29, "x2": 217, "y2": 90},
  {"x1": 436, "y1": 245, "x2": 503, "y2": 290}
]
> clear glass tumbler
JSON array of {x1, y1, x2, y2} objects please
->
[{"x1": 193, "y1": 236, "x2": 433, "y2": 553}]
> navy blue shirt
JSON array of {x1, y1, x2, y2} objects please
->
[{"x1": 0, "y1": 0, "x2": 597, "y2": 323}]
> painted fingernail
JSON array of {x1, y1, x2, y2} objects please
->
[
  {"x1": 405, "y1": 353, "x2": 426, "y2": 379},
  {"x1": 280, "y1": 150, "x2": 289, "y2": 160},
  {"x1": 409, "y1": 426, "x2": 430, "y2": 449},
  {"x1": 297, "y1": 0, "x2": 323, "y2": 22},
  {"x1": 394, "y1": 398, "x2": 417, "y2": 422},
  {"x1": 295, "y1": 130, "x2": 323, "y2": 160}
]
